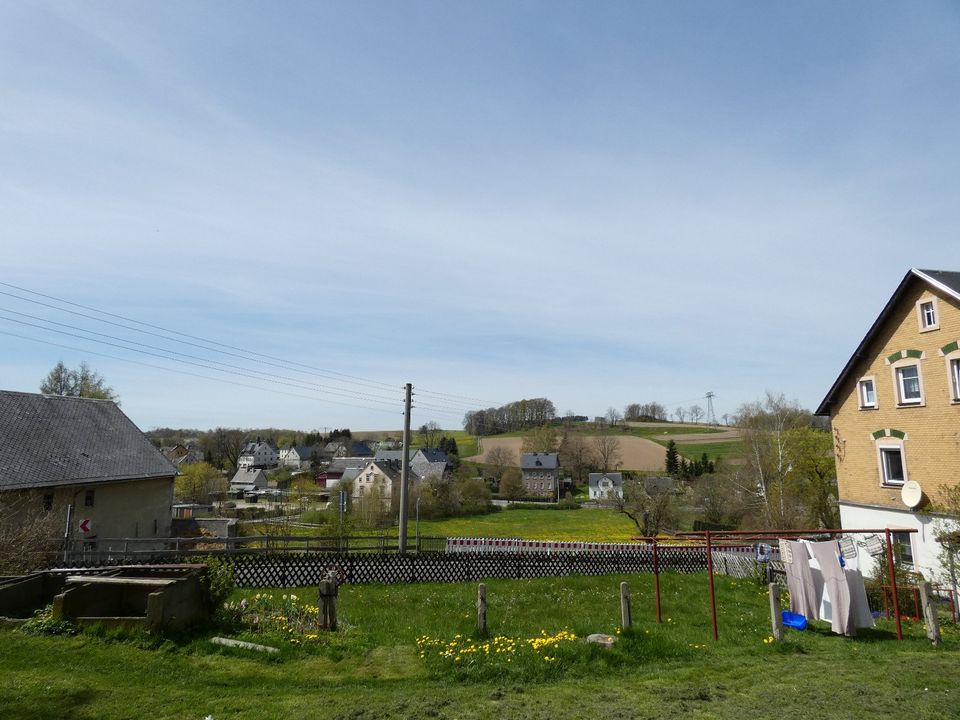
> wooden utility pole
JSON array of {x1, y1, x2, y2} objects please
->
[{"x1": 398, "y1": 383, "x2": 412, "y2": 554}]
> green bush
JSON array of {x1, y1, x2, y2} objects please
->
[
  {"x1": 18, "y1": 605, "x2": 78, "y2": 636},
  {"x1": 200, "y1": 556, "x2": 235, "y2": 612}
]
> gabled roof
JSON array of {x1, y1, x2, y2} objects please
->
[
  {"x1": 414, "y1": 447, "x2": 449, "y2": 464},
  {"x1": 411, "y1": 461, "x2": 447, "y2": 481},
  {"x1": 374, "y1": 449, "x2": 405, "y2": 463},
  {"x1": 291, "y1": 445, "x2": 317, "y2": 459},
  {"x1": 0, "y1": 391, "x2": 177, "y2": 491},
  {"x1": 521, "y1": 452, "x2": 558, "y2": 470},
  {"x1": 816, "y1": 268, "x2": 960, "y2": 416},
  {"x1": 326, "y1": 457, "x2": 369, "y2": 473},
  {"x1": 587, "y1": 472, "x2": 623, "y2": 488}
]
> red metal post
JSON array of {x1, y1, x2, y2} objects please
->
[
  {"x1": 652, "y1": 537, "x2": 662, "y2": 624},
  {"x1": 885, "y1": 528, "x2": 903, "y2": 640},
  {"x1": 705, "y1": 530, "x2": 718, "y2": 641}
]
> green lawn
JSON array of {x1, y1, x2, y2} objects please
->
[
  {"x1": 673, "y1": 440, "x2": 745, "y2": 463},
  {"x1": 410, "y1": 507, "x2": 640, "y2": 541},
  {"x1": 3, "y1": 572, "x2": 957, "y2": 719}
]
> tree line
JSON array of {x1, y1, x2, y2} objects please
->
[{"x1": 462, "y1": 398, "x2": 557, "y2": 436}]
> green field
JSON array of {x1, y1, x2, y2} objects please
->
[
  {"x1": 3, "y1": 572, "x2": 957, "y2": 720},
  {"x1": 673, "y1": 440, "x2": 744, "y2": 463},
  {"x1": 410, "y1": 507, "x2": 640, "y2": 541}
]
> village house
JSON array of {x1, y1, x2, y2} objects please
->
[
  {"x1": 0, "y1": 390, "x2": 177, "y2": 552},
  {"x1": 588, "y1": 472, "x2": 624, "y2": 501},
  {"x1": 237, "y1": 438, "x2": 279, "y2": 469},
  {"x1": 520, "y1": 452, "x2": 559, "y2": 499},
  {"x1": 350, "y1": 459, "x2": 408, "y2": 511},
  {"x1": 816, "y1": 268, "x2": 960, "y2": 580},
  {"x1": 229, "y1": 467, "x2": 269, "y2": 496}
]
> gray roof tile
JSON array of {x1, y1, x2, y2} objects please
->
[{"x1": 0, "y1": 391, "x2": 177, "y2": 491}]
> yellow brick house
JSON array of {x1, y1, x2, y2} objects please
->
[{"x1": 816, "y1": 268, "x2": 960, "y2": 580}]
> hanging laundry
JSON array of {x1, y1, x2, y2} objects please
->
[
  {"x1": 782, "y1": 539, "x2": 820, "y2": 620},
  {"x1": 809, "y1": 541, "x2": 857, "y2": 637}
]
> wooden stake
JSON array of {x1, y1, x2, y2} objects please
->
[
  {"x1": 477, "y1": 583, "x2": 487, "y2": 635},
  {"x1": 919, "y1": 581, "x2": 941, "y2": 646},
  {"x1": 769, "y1": 583, "x2": 783, "y2": 641},
  {"x1": 620, "y1": 581, "x2": 632, "y2": 630}
]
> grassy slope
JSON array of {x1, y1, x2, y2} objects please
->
[{"x1": 3, "y1": 573, "x2": 957, "y2": 720}]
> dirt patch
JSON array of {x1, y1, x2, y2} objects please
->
[{"x1": 466, "y1": 436, "x2": 665, "y2": 472}]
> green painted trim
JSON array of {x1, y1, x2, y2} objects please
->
[
  {"x1": 872, "y1": 429, "x2": 887, "y2": 440},
  {"x1": 887, "y1": 351, "x2": 904, "y2": 364},
  {"x1": 941, "y1": 341, "x2": 959, "y2": 355},
  {"x1": 889, "y1": 429, "x2": 906, "y2": 440},
  {"x1": 905, "y1": 349, "x2": 923, "y2": 359}
]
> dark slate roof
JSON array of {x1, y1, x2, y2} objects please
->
[
  {"x1": 816, "y1": 268, "x2": 960, "y2": 416},
  {"x1": 521, "y1": 452, "x2": 559, "y2": 470},
  {"x1": 291, "y1": 445, "x2": 317, "y2": 459},
  {"x1": 415, "y1": 448, "x2": 449, "y2": 464},
  {"x1": 0, "y1": 391, "x2": 177, "y2": 491},
  {"x1": 326, "y1": 457, "x2": 369, "y2": 473},
  {"x1": 411, "y1": 461, "x2": 447, "y2": 481},
  {"x1": 374, "y1": 450, "x2": 405, "y2": 463},
  {"x1": 917, "y1": 268, "x2": 960, "y2": 298}
]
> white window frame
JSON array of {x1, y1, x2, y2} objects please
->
[
  {"x1": 917, "y1": 297, "x2": 939, "y2": 332},
  {"x1": 891, "y1": 361, "x2": 924, "y2": 406},
  {"x1": 877, "y1": 443, "x2": 907, "y2": 487},
  {"x1": 952, "y1": 358, "x2": 960, "y2": 402},
  {"x1": 857, "y1": 376, "x2": 877, "y2": 409},
  {"x1": 892, "y1": 531, "x2": 914, "y2": 565}
]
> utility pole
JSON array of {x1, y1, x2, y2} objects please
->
[{"x1": 398, "y1": 383, "x2": 412, "y2": 554}]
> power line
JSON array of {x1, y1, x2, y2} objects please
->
[
  {"x1": 0, "y1": 313, "x2": 409, "y2": 409},
  {"x1": 0, "y1": 281, "x2": 494, "y2": 412},
  {"x1": 0, "y1": 281, "x2": 407, "y2": 388},
  {"x1": 0, "y1": 328, "x2": 408, "y2": 416}
]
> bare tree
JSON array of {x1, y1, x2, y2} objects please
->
[
  {"x1": 484, "y1": 446, "x2": 516, "y2": 480},
  {"x1": 418, "y1": 422, "x2": 442, "y2": 448},
  {"x1": 592, "y1": 433, "x2": 622, "y2": 473},
  {"x1": 624, "y1": 403, "x2": 642, "y2": 421},
  {"x1": 521, "y1": 425, "x2": 559, "y2": 453},
  {"x1": 611, "y1": 477, "x2": 681, "y2": 537},
  {"x1": 688, "y1": 405, "x2": 704, "y2": 424},
  {"x1": 605, "y1": 406, "x2": 623, "y2": 427},
  {"x1": 673, "y1": 407, "x2": 686, "y2": 423},
  {"x1": 734, "y1": 392, "x2": 814, "y2": 528},
  {"x1": 0, "y1": 492, "x2": 62, "y2": 574},
  {"x1": 559, "y1": 432, "x2": 596, "y2": 485}
]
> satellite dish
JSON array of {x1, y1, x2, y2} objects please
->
[{"x1": 901, "y1": 481, "x2": 924, "y2": 509}]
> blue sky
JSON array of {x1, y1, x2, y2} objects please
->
[{"x1": 2, "y1": 1, "x2": 959, "y2": 432}]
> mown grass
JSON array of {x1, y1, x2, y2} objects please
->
[
  {"x1": 3, "y1": 572, "x2": 957, "y2": 720},
  {"x1": 673, "y1": 440, "x2": 744, "y2": 462},
  {"x1": 409, "y1": 507, "x2": 640, "y2": 541}
]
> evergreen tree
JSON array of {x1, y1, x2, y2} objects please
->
[{"x1": 665, "y1": 440, "x2": 679, "y2": 476}]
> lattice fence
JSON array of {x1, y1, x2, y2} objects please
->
[
  {"x1": 241, "y1": 547, "x2": 710, "y2": 587},
  {"x1": 47, "y1": 545, "x2": 730, "y2": 588}
]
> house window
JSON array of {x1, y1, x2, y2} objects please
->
[
  {"x1": 42, "y1": 494, "x2": 54, "y2": 512},
  {"x1": 918, "y1": 299, "x2": 938, "y2": 331},
  {"x1": 952, "y1": 359, "x2": 960, "y2": 401},
  {"x1": 858, "y1": 378, "x2": 876, "y2": 409},
  {"x1": 895, "y1": 365, "x2": 922, "y2": 405},
  {"x1": 879, "y1": 446, "x2": 906, "y2": 486},
  {"x1": 892, "y1": 532, "x2": 914, "y2": 565},
  {"x1": 84, "y1": 489, "x2": 95, "y2": 507}
]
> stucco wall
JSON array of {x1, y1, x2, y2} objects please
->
[{"x1": 42, "y1": 476, "x2": 174, "y2": 550}]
